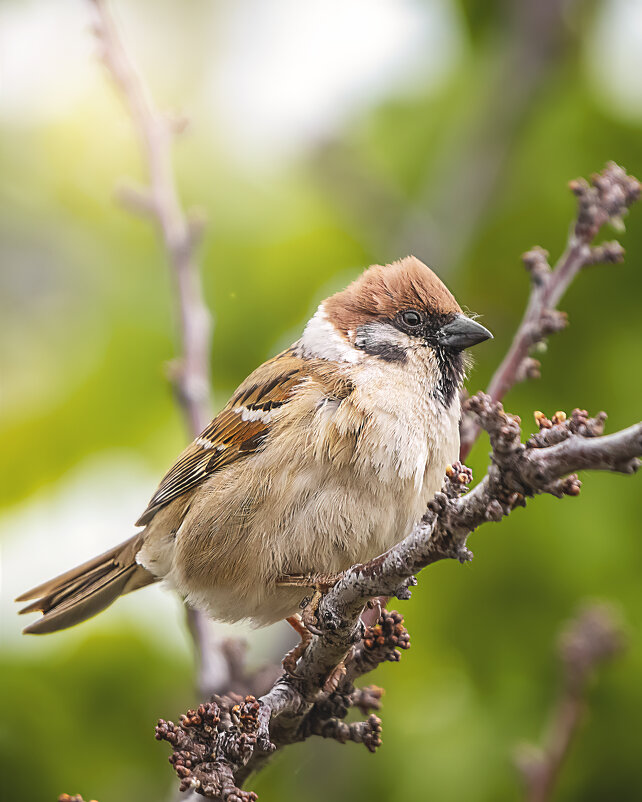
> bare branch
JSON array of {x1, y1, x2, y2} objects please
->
[
  {"x1": 90, "y1": 0, "x2": 212, "y2": 435},
  {"x1": 515, "y1": 603, "x2": 626, "y2": 802},
  {"x1": 459, "y1": 163, "x2": 640, "y2": 459},
  {"x1": 78, "y1": 36, "x2": 642, "y2": 795},
  {"x1": 314, "y1": 0, "x2": 578, "y2": 269},
  {"x1": 89, "y1": 0, "x2": 250, "y2": 701},
  {"x1": 156, "y1": 397, "x2": 641, "y2": 799}
]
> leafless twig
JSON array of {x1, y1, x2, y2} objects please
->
[
  {"x1": 90, "y1": 0, "x2": 211, "y2": 434},
  {"x1": 89, "y1": 0, "x2": 250, "y2": 700},
  {"x1": 313, "y1": 0, "x2": 579, "y2": 268},
  {"x1": 459, "y1": 162, "x2": 640, "y2": 459},
  {"x1": 515, "y1": 603, "x2": 626, "y2": 802}
]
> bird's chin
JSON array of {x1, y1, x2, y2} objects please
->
[{"x1": 431, "y1": 347, "x2": 466, "y2": 408}]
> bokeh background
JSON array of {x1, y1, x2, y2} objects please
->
[{"x1": 1, "y1": 1, "x2": 642, "y2": 800}]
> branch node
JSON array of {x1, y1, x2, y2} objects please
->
[
  {"x1": 165, "y1": 110, "x2": 191, "y2": 136},
  {"x1": 485, "y1": 499, "x2": 505, "y2": 522},
  {"x1": 115, "y1": 181, "x2": 156, "y2": 216},
  {"x1": 457, "y1": 545, "x2": 474, "y2": 563},
  {"x1": 393, "y1": 575, "x2": 417, "y2": 601},
  {"x1": 587, "y1": 240, "x2": 625, "y2": 265},
  {"x1": 515, "y1": 356, "x2": 541, "y2": 384},
  {"x1": 522, "y1": 246, "x2": 551, "y2": 286}
]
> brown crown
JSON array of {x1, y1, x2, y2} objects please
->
[{"x1": 324, "y1": 256, "x2": 462, "y2": 337}]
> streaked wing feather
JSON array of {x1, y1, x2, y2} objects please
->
[{"x1": 136, "y1": 349, "x2": 330, "y2": 526}]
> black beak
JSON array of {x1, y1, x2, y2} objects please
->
[{"x1": 437, "y1": 315, "x2": 493, "y2": 351}]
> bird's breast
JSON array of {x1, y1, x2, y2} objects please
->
[{"x1": 163, "y1": 353, "x2": 462, "y2": 625}]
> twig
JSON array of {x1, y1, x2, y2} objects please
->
[
  {"x1": 459, "y1": 162, "x2": 640, "y2": 460},
  {"x1": 396, "y1": 0, "x2": 578, "y2": 267},
  {"x1": 515, "y1": 603, "x2": 626, "y2": 802},
  {"x1": 89, "y1": 0, "x2": 246, "y2": 700},
  {"x1": 90, "y1": 0, "x2": 211, "y2": 434},
  {"x1": 156, "y1": 398, "x2": 642, "y2": 798}
]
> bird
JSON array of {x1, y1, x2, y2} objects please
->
[{"x1": 17, "y1": 256, "x2": 491, "y2": 650}]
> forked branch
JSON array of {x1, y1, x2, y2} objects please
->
[
  {"x1": 147, "y1": 152, "x2": 640, "y2": 799},
  {"x1": 460, "y1": 163, "x2": 640, "y2": 459}
]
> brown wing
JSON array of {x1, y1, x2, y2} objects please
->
[{"x1": 136, "y1": 348, "x2": 351, "y2": 526}]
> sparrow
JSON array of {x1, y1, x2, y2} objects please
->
[{"x1": 17, "y1": 256, "x2": 491, "y2": 642}]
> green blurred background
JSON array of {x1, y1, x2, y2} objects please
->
[{"x1": 1, "y1": 0, "x2": 641, "y2": 800}]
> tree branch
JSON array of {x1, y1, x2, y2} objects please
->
[
  {"x1": 313, "y1": 0, "x2": 579, "y2": 269},
  {"x1": 515, "y1": 603, "x2": 626, "y2": 802},
  {"x1": 152, "y1": 163, "x2": 641, "y2": 800},
  {"x1": 90, "y1": 0, "x2": 211, "y2": 434},
  {"x1": 89, "y1": 0, "x2": 250, "y2": 701},
  {"x1": 156, "y1": 396, "x2": 641, "y2": 799},
  {"x1": 459, "y1": 162, "x2": 640, "y2": 460}
]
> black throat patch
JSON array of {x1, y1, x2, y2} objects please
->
[{"x1": 433, "y1": 347, "x2": 464, "y2": 408}]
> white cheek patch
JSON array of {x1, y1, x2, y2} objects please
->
[{"x1": 299, "y1": 304, "x2": 362, "y2": 363}]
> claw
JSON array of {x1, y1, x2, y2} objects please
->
[
  {"x1": 283, "y1": 614, "x2": 313, "y2": 675},
  {"x1": 301, "y1": 588, "x2": 323, "y2": 633},
  {"x1": 279, "y1": 573, "x2": 342, "y2": 638},
  {"x1": 280, "y1": 575, "x2": 343, "y2": 677}
]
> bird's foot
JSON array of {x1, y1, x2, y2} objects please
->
[
  {"x1": 278, "y1": 573, "x2": 342, "y2": 635},
  {"x1": 282, "y1": 614, "x2": 313, "y2": 676}
]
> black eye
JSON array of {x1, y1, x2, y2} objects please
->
[{"x1": 401, "y1": 310, "x2": 423, "y2": 328}]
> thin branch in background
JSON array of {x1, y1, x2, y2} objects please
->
[
  {"x1": 459, "y1": 162, "x2": 641, "y2": 460},
  {"x1": 515, "y1": 604, "x2": 626, "y2": 802},
  {"x1": 89, "y1": 0, "x2": 211, "y2": 434},
  {"x1": 395, "y1": 0, "x2": 579, "y2": 267},
  {"x1": 89, "y1": 0, "x2": 250, "y2": 700}
]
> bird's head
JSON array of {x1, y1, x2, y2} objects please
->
[{"x1": 300, "y1": 256, "x2": 492, "y2": 406}]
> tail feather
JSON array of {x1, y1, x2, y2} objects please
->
[
  {"x1": 18, "y1": 560, "x2": 116, "y2": 613},
  {"x1": 16, "y1": 534, "x2": 158, "y2": 634}
]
